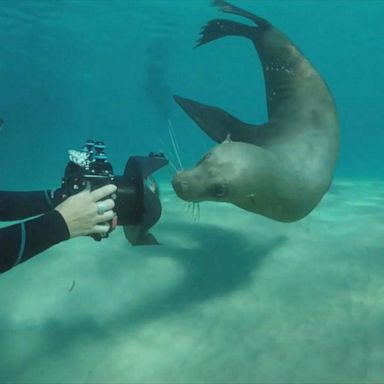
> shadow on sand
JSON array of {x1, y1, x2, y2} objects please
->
[{"x1": 0, "y1": 220, "x2": 286, "y2": 379}]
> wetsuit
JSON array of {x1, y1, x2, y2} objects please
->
[{"x1": 0, "y1": 190, "x2": 69, "y2": 273}]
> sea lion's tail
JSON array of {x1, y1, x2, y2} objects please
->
[{"x1": 196, "y1": 0, "x2": 271, "y2": 48}]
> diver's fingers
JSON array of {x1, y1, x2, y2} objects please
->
[
  {"x1": 90, "y1": 184, "x2": 117, "y2": 202},
  {"x1": 91, "y1": 223, "x2": 111, "y2": 234},
  {"x1": 95, "y1": 198, "x2": 115, "y2": 214},
  {"x1": 84, "y1": 181, "x2": 91, "y2": 192},
  {"x1": 95, "y1": 210, "x2": 115, "y2": 224}
]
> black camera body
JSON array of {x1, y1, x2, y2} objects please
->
[{"x1": 59, "y1": 140, "x2": 168, "y2": 244}]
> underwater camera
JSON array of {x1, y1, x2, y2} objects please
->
[{"x1": 59, "y1": 140, "x2": 168, "y2": 244}]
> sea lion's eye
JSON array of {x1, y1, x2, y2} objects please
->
[{"x1": 212, "y1": 184, "x2": 228, "y2": 198}]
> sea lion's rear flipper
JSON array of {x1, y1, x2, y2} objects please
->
[
  {"x1": 173, "y1": 95, "x2": 268, "y2": 144},
  {"x1": 195, "y1": 19, "x2": 255, "y2": 48},
  {"x1": 213, "y1": 0, "x2": 271, "y2": 28},
  {"x1": 195, "y1": 1, "x2": 271, "y2": 48}
]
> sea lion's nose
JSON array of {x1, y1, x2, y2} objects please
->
[{"x1": 172, "y1": 175, "x2": 188, "y2": 199}]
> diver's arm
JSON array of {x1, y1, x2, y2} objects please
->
[
  {"x1": 0, "y1": 190, "x2": 63, "y2": 220},
  {"x1": 0, "y1": 184, "x2": 116, "y2": 273},
  {"x1": 0, "y1": 210, "x2": 70, "y2": 273}
]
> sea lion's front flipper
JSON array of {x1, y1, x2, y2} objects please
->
[{"x1": 174, "y1": 95, "x2": 268, "y2": 144}]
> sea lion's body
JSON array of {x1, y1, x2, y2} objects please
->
[{"x1": 172, "y1": 0, "x2": 339, "y2": 222}]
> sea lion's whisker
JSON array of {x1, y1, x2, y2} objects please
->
[
  {"x1": 157, "y1": 138, "x2": 180, "y2": 172},
  {"x1": 185, "y1": 202, "x2": 192, "y2": 213},
  {"x1": 185, "y1": 202, "x2": 199, "y2": 222},
  {"x1": 194, "y1": 203, "x2": 200, "y2": 222},
  {"x1": 167, "y1": 118, "x2": 184, "y2": 170},
  {"x1": 168, "y1": 160, "x2": 178, "y2": 172}
]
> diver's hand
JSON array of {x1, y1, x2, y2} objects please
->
[{"x1": 55, "y1": 184, "x2": 117, "y2": 238}]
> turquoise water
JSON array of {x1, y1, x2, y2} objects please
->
[
  {"x1": 0, "y1": 0, "x2": 383, "y2": 188},
  {"x1": 0, "y1": 1, "x2": 384, "y2": 383}
]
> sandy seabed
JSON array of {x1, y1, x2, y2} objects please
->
[{"x1": 1, "y1": 179, "x2": 384, "y2": 384}]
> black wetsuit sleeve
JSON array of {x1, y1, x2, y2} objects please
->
[
  {"x1": 0, "y1": 190, "x2": 69, "y2": 273},
  {"x1": 0, "y1": 210, "x2": 70, "y2": 273},
  {"x1": 0, "y1": 190, "x2": 63, "y2": 220}
]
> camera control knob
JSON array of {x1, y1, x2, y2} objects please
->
[{"x1": 94, "y1": 141, "x2": 106, "y2": 154}]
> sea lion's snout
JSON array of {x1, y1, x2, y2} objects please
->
[{"x1": 172, "y1": 173, "x2": 189, "y2": 201}]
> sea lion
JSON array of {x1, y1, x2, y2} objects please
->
[{"x1": 172, "y1": 0, "x2": 339, "y2": 222}]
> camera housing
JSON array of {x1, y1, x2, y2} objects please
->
[{"x1": 59, "y1": 140, "x2": 168, "y2": 244}]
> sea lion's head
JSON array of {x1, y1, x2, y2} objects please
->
[{"x1": 172, "y1": 141, "x2": 270, "y2": 207}]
